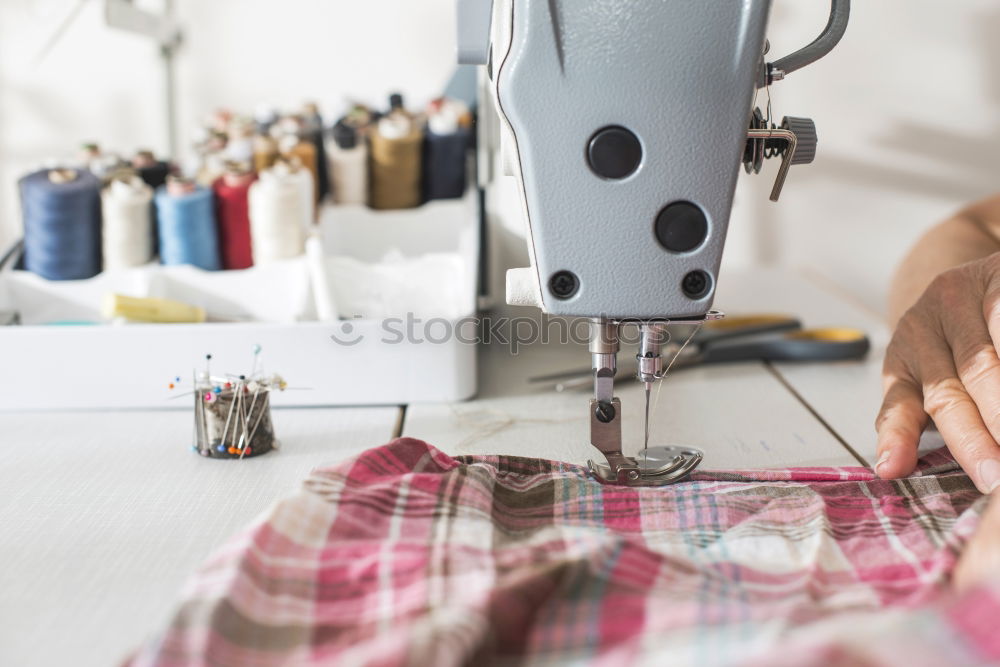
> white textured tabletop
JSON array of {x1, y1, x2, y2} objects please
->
[{"x1": 0, "y1": 268, "x2": 892, "y2": 667}]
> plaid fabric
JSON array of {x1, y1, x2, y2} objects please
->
[{"x1": 129, "y1": 438, "x2": 1000, "y2": 667}]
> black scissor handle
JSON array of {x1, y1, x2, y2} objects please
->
[{"x1": 701, "y1": 327, "x2": 870, "y2": 365}]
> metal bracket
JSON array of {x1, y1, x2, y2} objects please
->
[
  {"x1": 104, "y1": 0, "x2": 182, "y2": 48},
  {"x1": 104, "y1": 0, "x2": 183, "y2": 157},
  {"x1": 747, "y1": 127, "x2": 797, "y2": 202},
  {"x1": 761, "y1": 0, "x2": 851, "y2": 86}
]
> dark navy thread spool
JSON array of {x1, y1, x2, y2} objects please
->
[
  {"x1": 423, "y1": 100, "x2": 472, "y2": 202},
  {"x1": 302, "y1": 103, "x2": 330, "y2": 203},
  {"x1": 156, "y1": 179, "x2": 222, "y2": 271},
  {"x1": 423, "y1": 127, "x2": 471, "y2": 201},
  {"x1": 19, "y1": 168, "x2": 102, "y2": 281}
]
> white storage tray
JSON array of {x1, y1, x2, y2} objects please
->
[{"x1": 0, "y1": 196, "x2": 479, "y2": 410}]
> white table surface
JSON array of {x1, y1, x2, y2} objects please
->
[{"x1": 0, "y1": 268, "x2": 894, "y2": 667}]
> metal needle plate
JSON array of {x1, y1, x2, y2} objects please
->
[{"x1": 588, "y1": 446, "x2": 704, "y2": 486}]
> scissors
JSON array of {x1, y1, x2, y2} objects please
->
[{"x1": 530, "y1": 314, "x2": 871, "y2": 392}]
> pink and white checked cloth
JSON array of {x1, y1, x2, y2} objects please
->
[{"x1": 129, "y1": 438, "x2": 1000, "y2": 666}]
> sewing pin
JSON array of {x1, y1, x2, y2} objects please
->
[
  {"x1": 240, "y1": 382, "x2": 263, "y2": 459},
  {"x1": 219, "y1": 378, "x2": 239, "y2": 451}
]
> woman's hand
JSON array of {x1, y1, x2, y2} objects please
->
[{"x1": 876, "y1": 253, "x2": 1000, "y2": 493}]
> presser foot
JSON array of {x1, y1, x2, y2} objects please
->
[
  {"x1": 588, "y1": 447, "x2": 704, "y2": 486},
  {"x1": 587, "y1": 396, "x2": 703, "y2": 486}
]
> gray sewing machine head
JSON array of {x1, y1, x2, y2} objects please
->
[{"x1": 458, "y1": 0, "x2": 849, "y2": 485}]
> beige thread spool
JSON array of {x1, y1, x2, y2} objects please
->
[
  {"x1": 369, "y1": 115, "x2": 423, "y2": 210},
  {"x1": 327, "y1": 121, "x2": 368, "y2": 206}
]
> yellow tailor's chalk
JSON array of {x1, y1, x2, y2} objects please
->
[{"x1": 103, "y1": 293, "x2": 207, "y2": 324}]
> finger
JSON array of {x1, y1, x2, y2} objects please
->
[
  {"x1": 921, "y1": 344, "x2": 1000, "y2": 493},
  {"x1": 981, "y1": 277, "x2": 1000, "y2": 349},
  {"x1": 943, "y1": 309, "x2": 1000, "y2": 447},
  {"x1": 875, "y1": 375, "x2": 925, "y2": 479}
]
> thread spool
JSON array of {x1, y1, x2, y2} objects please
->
[
  {"x1": 210, "y1": 108, "x2": 233, "y2": 134},
  {"x1": 155, "y1": 177, "x2": 222, "y2": 271},
  {"x1": 253, "y1": 133, "x2": 279, "y2": 173},
  {"x1": 275, "y1": 157, "x2": 315, "y2": 232},
  {"x1": 79, "y1": 142, "x2": 101, "y2": 165},
  {"x1": 343, "y1": 104, "x2": 375, "y2": 138},
  {"x1": 302, "y1": 102, "x2": 330, "y2": 203},
  {"x1": 369, "y1": 115, "x2": 423, "y2": 210},
  {"x1": 196, "y1": 152, "x2": 227, "y2": 188},
  {"x1": 133, "y1": 150, "x2": 172, "y2": 190},
  {"x1": 213, "y1": 163, "x2": 256, "y2": 270},
  {"x1": 225, "y1": 117, "x2": 255, "y2": 164},
  {"x1": 248, "y1": 162, "x2": 308, "y2": 264},
  {"x1": 101, "y1": 173, "x2": 154, "y2": 270},
  {"x1": 20, "y1": 168, "x2": 103, "y2": 280},
  {"x1": 254, "y1": 105, "x2": 279, "y2": 135},
  {"x1": 327, "y1": 120, "x2": 368, "y2": 205},
  {"x1": 423, "y1": 99, "x2": 472, "y2": 201},
  {"x1": 280, "y1": 134, "x2": 319, "y2": 211}
]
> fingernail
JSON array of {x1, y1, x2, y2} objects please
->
[
  {"x1": 874, "y1": 451, "x2": 891, "y2": 478},
  {"x1": 977, "y1": 459, "x2": 1000, "y2": 494}
]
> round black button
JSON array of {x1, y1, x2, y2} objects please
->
[
  {"x1": 587, "y1": 127, "x2": 642, "y2": 180},
  {"x1": 654, "y1": 201, "x2": 708, "y2": 253}
]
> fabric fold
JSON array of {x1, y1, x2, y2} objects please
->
[{"x1": 129, "y1": 438, "x2": 998, "y2": 667}]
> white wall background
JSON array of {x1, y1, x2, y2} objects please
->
[{"x1": 1, "y1": 0, "x2": 998, "y2": 315}]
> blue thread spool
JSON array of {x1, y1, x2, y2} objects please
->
[
  {"x1": 19, "y1": 168, "x2": 102, "y2": 280},
  {"x1": 155, "y1": 184, "x2": 221, "y2": 271}
]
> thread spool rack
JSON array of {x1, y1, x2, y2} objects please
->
[{"x1": 0, "y1": 193, "x2": 479, "y2": 410}]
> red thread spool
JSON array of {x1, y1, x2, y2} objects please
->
[{"x1": 213, "y1": 170, "x2": 256, "y2": 270}]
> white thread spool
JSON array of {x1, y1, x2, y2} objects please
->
[
  {"x1": 327, "y1": 122, "x2": 368, "y2": 205},
  {"x1": 278, "y1": 135, "x2": 317, "y2": 223},
  {"x1": 248, "y1": 163, "x2": 308, "y2": 264},
  {"x1": 101, "y1": 176, "x2": 154, "y2": 269},
  {"x1": 276, "y1": 157, "x2": 315, "y2": 233}
]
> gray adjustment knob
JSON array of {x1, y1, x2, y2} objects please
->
[{"x1": 781, "y1": 116, "x2": 817, "y2": 165}]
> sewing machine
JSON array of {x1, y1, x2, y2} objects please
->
[{"x1": 458, "y1": 0, "x2": 850, "y2": 485}]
